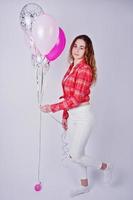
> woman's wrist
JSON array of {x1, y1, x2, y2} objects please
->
[{"x1": 50, "y1": 104, "x2": 57, "y2": 113}]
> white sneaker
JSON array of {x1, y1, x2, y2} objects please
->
[
  {"x1": 103, "y1": 164, "x2": 113, "y2": 184},
  {"x1": 70, "y1": 185, "x2": 90, "y2": 197}
]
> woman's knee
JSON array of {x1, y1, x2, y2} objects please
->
[{"x1": 69, "y1": 154, "x2": 81, "y2": 164}]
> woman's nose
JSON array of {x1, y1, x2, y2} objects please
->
[{"x1": 75, "y1": 48, "x2": 79, "y2": 53}]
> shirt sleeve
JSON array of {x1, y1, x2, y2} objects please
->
[{"x1": 50, "y1": 67, "x2": 92, "y2": 113}]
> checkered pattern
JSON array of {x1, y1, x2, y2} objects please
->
[{"x1": 50, "y1": 59, "x2": 93, "y2": 120}]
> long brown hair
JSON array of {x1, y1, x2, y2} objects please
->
[{"x1": 69, "y1": 35, "x2": 97, "y2": 84}]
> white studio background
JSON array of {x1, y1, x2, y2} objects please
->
[{"x1": 0, "y1": 0, "x2": 133, "y2": 200}]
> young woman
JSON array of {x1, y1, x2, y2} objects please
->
[{"x1": 40, "y1": 35, "x2": 112, "y2": 197}]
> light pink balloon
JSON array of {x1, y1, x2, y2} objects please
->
[{"x1": 32, "y1": 14, "x2": 59, "y2": 55}]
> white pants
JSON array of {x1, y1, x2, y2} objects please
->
[{"x1": 66, "y1": 104, "x2": 102, "y2": 179}]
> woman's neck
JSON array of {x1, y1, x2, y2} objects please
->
[{"x1": 73, "y1": 59, "x2": 84, "y2": 67}]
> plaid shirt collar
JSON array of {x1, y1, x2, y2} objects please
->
[
  {"x1": 70, "y1": 58, "x2": 87, "y2": 70},
  {"x1": 63, "y1": 59, "x2": 87, "y2": 81}
]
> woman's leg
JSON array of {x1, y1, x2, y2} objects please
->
[
  {"x1": 67, "y1": 110, "x2": 94, "y2": 196},
  {"x1": 69, "y1": 143, "x2": 112, "y2": 186},
  {"x1": 68, "y1": 126, "x2": 111, "y2": 197},
  {"x1": 67, "y1": 105, "x2": 112, "y2": 196},
  {"x1": 69, "y1": 163, "x2": 90, "y2": 197},
  {"x1": 78, "y1": 165, "x2": 88, "y2": 186},
  {"x1": 68, "y1": 115, "x2": 102, "y2": 169}
]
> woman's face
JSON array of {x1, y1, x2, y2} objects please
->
[{"x1": 72, "y1": 39, "x2": 86, "y2": 61}]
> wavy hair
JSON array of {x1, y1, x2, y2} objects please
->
[{"x1": 69, "y1": 35, "x2": 97, "y2": 84}]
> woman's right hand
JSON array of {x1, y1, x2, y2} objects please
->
[{"x1": 62, "y1": 118, "x2": 68, "y2": 131}]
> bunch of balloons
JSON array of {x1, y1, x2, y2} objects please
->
[
  {"x1": 19, "y1": 3, "x2": 66, "y2": 192},
  {"x1": 20, "y1": 3, "x2": 66, "y2": 72}
]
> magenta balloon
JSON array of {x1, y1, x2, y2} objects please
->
[{"x1": 45, "y1": 27, "x2": 66, "y2": 61}]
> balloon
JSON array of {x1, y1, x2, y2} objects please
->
[
  {"x1": 32, "y1": 14, "x2": 59, "y2": 55},
  {"x1": 34, "y1": 183, "x2": 42, "y2": 191},
  {"x1": 19, "y1": 3, "x2": 44, "y2": 33},
  {"x1": 45, "y1": 27, "x2": 66, "y2": 61}
]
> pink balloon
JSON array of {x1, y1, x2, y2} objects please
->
[
  {"x1": 32, "y1": 14, "x2": 59, "y2": 55},
  {"x1": 45, "y1": 27, "x2": 66, "y2": 61},
  {"x1": 34, "y1": 183, "x2": 42, "y2": 191}
]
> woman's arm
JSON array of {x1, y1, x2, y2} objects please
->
[{"x1": 50, "y1": 67, "x2": 92, "y2": 112}]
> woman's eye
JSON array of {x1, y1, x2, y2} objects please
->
[
  {"x1": 80, "y1": 47, "x2": 85, "y2": 50},
  {"x1": 73, "y1": 45, "x2": 85, "y2": 50}
]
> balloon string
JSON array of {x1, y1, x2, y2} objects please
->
[
  {"x1": 47, "y1": 113, "x2": 62, "y2": 125},
  {"x1": 36, "y1": 66, "x2": 70, "y2": 183},
  {"x1": 37, "y1": 111, "x2": 42, "y2": 182},
  {"x1": 36, "y1": 66, "x2": 44, "y2": 183}
]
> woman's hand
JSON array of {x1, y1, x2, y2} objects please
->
[
  {"x1": 62, "y1": 118, "x2": 68, "y2": 131},
  {"x1": 40, "y1": 104, "x2": 52, "y2": 113}
]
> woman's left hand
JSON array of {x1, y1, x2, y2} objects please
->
[{"x1": 40, "y1": 104, "x2": 52, "y2": 113}]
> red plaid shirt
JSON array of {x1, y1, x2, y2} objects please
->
[{"x1": 50, "y1": 59, "x2": 93, "y2": 120}]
